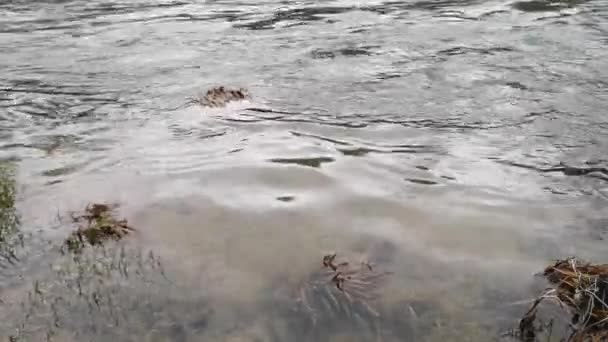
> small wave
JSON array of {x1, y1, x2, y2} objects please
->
[
  {"x1": 405, "y1": 178, "x2": 439, "y2": 185},
  {"x1": 436, "y1": 46, "x2": 515, "y2": 57},
  {"x1": 233, "y1": 5, "x2": 355, "y2": 30},
  {"x1": 512, "y1": 0, "x2": 580, "y2": 12},
  {"x1": 269, "y1": 156, "x2": 335, "y2": 168},
  {"x1": 310, "y1": 46, "x2": 379, "y2": 59}
]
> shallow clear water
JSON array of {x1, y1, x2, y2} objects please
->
[{"x1": 1, "y1": 0, "x2": 607, "y2": 341}]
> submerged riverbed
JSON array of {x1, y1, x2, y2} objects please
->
[{"x1": 1, "y1": 0, "x2": 607, "y2": 340}]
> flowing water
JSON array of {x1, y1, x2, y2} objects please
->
[{"x1": 1, "y1": 0, "x2": 607, "y2": 341}]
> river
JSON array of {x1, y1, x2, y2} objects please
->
[{"x1": 0, "y1": 0, "x2": 607, "y2": 341}]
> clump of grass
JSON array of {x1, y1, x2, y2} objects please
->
[
  {"x1": 64, "y1": 203, "x2": 134, "y2": 253},
  {"x1": 519, "y1": 257, "x2": 608, "y2": 342},
  {"x1": 0, "y1": 161, "x2": 22, "y2": 262},
  {"x1": 195, "y1": 86, "x2": 250, "y2": 107}
]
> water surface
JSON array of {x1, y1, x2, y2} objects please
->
[{"x1": 1, "y1": 0, "x2": 607, "y2": 340}]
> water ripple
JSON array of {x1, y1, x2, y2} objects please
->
[{"x1": 1, "y1": 0, "x2": 607, "y2": 339}]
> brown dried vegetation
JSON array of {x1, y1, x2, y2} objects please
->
[
  {"x1": 64, "y1": 203, "x2": 134, "y2": 253},
  {"x1": 519, "y1": 257, "x2": 608, "y2": 342},
  {"x1": 294, "y1": 253, "x2": 392, "y2": 327},
  {"x1": 196, "y1": 86, "x2": 250, "y2": 108}
]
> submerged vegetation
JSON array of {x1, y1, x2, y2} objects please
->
[
  {"x1": 64, "y1": 203, "x2": 135, "y2": 253},
  {"x1": 302, "y1": 253, "x2": 391, "y2": 319},
  {"x1": 2, "y1": 163, "x2": 605, "y2": 341},
  {"x1": 1, "y1": 194, "x2": 187, "y2": 341},
  {"x1": 0, "y1": 161, "x2": 22, "y2": 263},
  {"x1": 4, "y1": 244, "x2": 184, "y2": 342},
  {"x1": 519, "y1": 257, "x2": 608, "y2": 342},
  {"x1": 275, "y1": 252, "x2": 393, "y2": 340}
]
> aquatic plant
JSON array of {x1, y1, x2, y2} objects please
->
[
  {"x1": 4, "y1": 244, "x2": 191, "y2": 342},
  {"x1": 0, "y1": 161, "x2": 22, "y2": 263},
  {"x1": 64, "y1": 203, "x2": 134, "y2": 253},
  {"x1": 519, "y1": 257, "x2": 608, "y2": 342},
  {"x1": 292, "y1": 253, "x2": 391, "y2": 331},
  {"x1": 195, "y1": 86, "x2": 250, "y2": 107}
]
